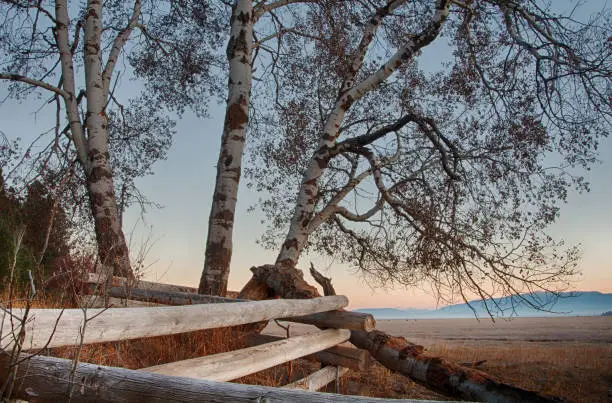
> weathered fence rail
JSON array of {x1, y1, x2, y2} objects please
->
[
  {"x1": 0, "y1": 274, "x2": 457, "y2": 402},
  {"x1": 85, "y1": 272, "x2": 198, "y2": 294},
  {"x1": 102, "y1": 285, "x2": 376, "y2": 331},
  {"x1": 1, "y1": 296, "x2": 347, "y2": 350},
  {"x1": 246, "y1": 332, "x2": 370, "y2": 371},
  {"x1": 0, "y1": 353, "x2": 460, "y2": 403},
  {"x1": 284, "y1": 365, "x2": 350, "y2": 391},
  {"x1": 141, "y1": 329, "x2": 351, "y2": 381}
]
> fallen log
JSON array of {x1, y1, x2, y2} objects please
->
[
  {"x1": 103, "y1": 286, "x2": 375, "y2": 332},
  {"x1": 238, "y1": 264, "x2": 562, "y2": 403},
  {"x1": 349, "y1": 330, "x2": 561, "y2": 403},
  {"x1": 0, "y1": 353, "x2": 462, "y2": 402},
  {"x1": 141, "y1": 329, "x2": 350, "y2": 381},
  {"x1": 459, "y1": 360, "x2": 487, "y2": 368},
  {"x1": 283, "y1": 365, "x2": 349, "y2": 391},
  {"x1": 1, "y1": 296, "x2": 347, "y2": 350},
  {"x1": 245, "y1": 333, "x2": 369, "y2": 371}
]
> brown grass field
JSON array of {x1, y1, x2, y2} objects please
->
[
  {"x1": 262, "y1": 316, "x2": 612, "y2": 402},
  {"x1": 3, "y1": 290, "x2": 611, "y2": 402}
]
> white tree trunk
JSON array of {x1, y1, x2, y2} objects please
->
[
  {"x1": 85, "y1": 0, "x2": 132, "y2": 277},
  {"x1": 200, "y1": 0, "x2": 254, "y2": 296},
  {"x1": 276, "y1": 0, "x2": 451, "y2": 267},
  {"x1": 54, "y1": 0, "x2": 89, "y2": 169}
]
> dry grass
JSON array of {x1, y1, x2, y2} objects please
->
[
  {"x1": 428, "y1": 342, "x2": 612, "y2": 403},
  {"x1": 48, "y1": 328, "x2": 244, "y2": 370},
  {"x1": 3, "y1": 290, "x2": 610, "y2": 402},
  {"x1": 45, "y1": 331, "x2": 611, "y2": 402}
]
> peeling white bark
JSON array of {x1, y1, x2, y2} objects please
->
[
  {"x1": 200, "y1": 0, "x2": 254, "y2": 296},
  {"x1": 276, "y1": 0, "x2": 452, "y2": 267},
  {"x1": 81, "y1": 0, "x2": 132, "y2": 277},
  {"x1": 51, "y1": 0, "x2": 140, "y2": 277},
  {"x1": 54, "y1": 0, "x2": 89, "y2": 169}
]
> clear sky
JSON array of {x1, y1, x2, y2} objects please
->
[{"x1": 1, "y1": 1, "x2": 610, "y2": 309}]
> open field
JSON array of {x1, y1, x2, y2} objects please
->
[
  {"x1": 264, "y1": 316, "x2": 612, "y2": 402},
  {"x1": 266, "y1": 315, "x2": 612, "y2": 343},
  {"x1": 376, "y1": 316, "x2": 612, "y2": 344}
]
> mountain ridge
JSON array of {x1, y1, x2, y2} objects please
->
[{"x1": 355, "y1": 291, "x2": 612, "y2": 319}]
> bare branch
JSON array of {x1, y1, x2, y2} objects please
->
[
  {"x1": 253, "y1": 0, "x2": 319, "y2": 21},
  {"x1": 0, "y1": 73, "x2": 68, "y2": 99},
  {"x1": 102, "y1": 0, "x2": 142, "y2": 97}
]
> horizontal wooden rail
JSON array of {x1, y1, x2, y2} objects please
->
[
  {"x1": 85, "y1": 273, "x2": 197, "y2": 294},
  {"x1": 1, "y1": 296, "x2": 348, "y2": 350},
  {"x1": 141, "y1": 329, "x2": 350, "y2": 381},
  {"x1": 246, "y1": 333, "x2": 369, "y2": 371},
  {"x1": 97, "y1": 286, "x2": 375, "y2": 332},
  {"x1": 107, "y1": 286, "x2": 243, "y2": 305},
  {"x1": 0, "y1": 353, "x2": 458, "y2": 402},
  {"x1": 283, "y1": 366, "x2": 349, "y2": 391},
  {"x1": 286, "y1": 311, "x2": 375, "y2": 332},
  {"x1": 78, "y1": 295, "x2": 164, "y2": 307}
]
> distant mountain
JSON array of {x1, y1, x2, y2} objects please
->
[{"x1": 355, "y1": 291, "x2": 612, "y2": 319}]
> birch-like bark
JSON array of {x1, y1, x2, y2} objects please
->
[
  {"x1": 82, "y1": 0, "x2": 132, "y2": 277},
  {"x1": 199, "y1": 0, "x2": 254, "y2": 296},
  {"x1": 54, "y1": 0, "x2": 89, "y2": 169},
  {"x1": 276, "y1": 0, "x2": 452, "y2": 267},
  {"x1": 53, "y1": 0, "x2": 137, "y2": 278}
]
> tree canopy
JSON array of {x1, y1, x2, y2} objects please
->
[{"x1": 244, "y1": 0, "x2": 611, "y2": 307}]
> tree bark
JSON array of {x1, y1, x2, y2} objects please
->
[
  {"x1": 52, "y1": 0, "x2": 133, "y2": 278},
  {"x1": 86, "y1": 156, "x2": 132, "y2": 278},
  {"x1": 200, "y1": 0, "x2": 254, "y2": 296},
  {"x1": 238, "y1": 264, "x2": 562, "y2": 403},
  {"x1": 81, "y1": 0, "x2": 132, "y2": 278},
  {"x1": 275, "y1": 0, "x2": 452, "y2": 268},
  {"x1": 309, "y1": 263, "x2": 336, "y2": 296}
]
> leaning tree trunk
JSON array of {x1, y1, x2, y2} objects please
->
[
  {"x1": 275, "y1": 0, "x2": 451, "y2": 268},
  {"x1": 238, "y1": 264, "x2": 561, "y2": 403},
  {"x1": 199, "y1": 0, "x2": 254, "y2": 296},
  {"x1": 235, "y1": 2, "x2": 562, "y2": 399}
]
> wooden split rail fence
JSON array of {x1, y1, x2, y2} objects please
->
[{"x1": 0, "y1": 274, "x2": 455, "y2": 402}]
